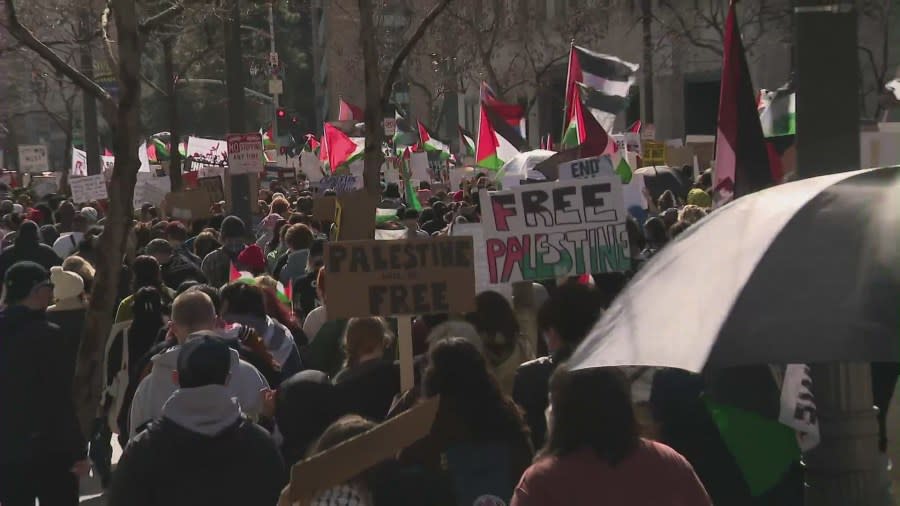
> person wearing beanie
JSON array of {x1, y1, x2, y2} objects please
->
[
  {"x1": 0, "y1": 220, "x2": 61, "y2": 281},
  {"x1": 0, "y1": 261, "x2": 89, "y2": 505},
  {"x1": 80, "y1": 206, "x2": 99, "y2": 225},
  {"x1": 47, "y1": 266, "x2": 88, "y2": 385},
  {"x1": 686, "y1": 188, "x2": 712, "y2": 209},
  {"x1": 40, "y1": 223, "x2": 60, "y2": 246},
  {"x1": 201, "y1": 215, "x2": 247, "y2": 288},
  {"x1": 109, "y1": 335, "x2": 285, "y2": 506},
  {"x1": 236, "y1": 243, "x2": 266, "y2": 276},
  {"x1": 146, "y1": 237, "x2": 205, "y2": 291}
]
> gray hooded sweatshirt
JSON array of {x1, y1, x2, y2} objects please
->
[
  {"x1": 160, "y1": 385, "x2": 242, "y2": 436},
  {"x1": 129, "y1": 331, "x2": 268, "y2": 438}
]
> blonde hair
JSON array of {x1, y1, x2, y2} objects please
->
[
  {"x1": 254, "y1": 275, "x2": 278, "y2": 292},
  {"x1": 679, "y1": 205, "x2": 707, "y2": 225},
  {"x1": 62, "y1": 255, "x2": 96, "y2": 293},
  {"x1": 342, "y1": 317, "x2": 392, "y2": 368}
]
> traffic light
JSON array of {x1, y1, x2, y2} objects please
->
[{"x1": 276, "y1": 108, "x2": 289, "y2": 131}]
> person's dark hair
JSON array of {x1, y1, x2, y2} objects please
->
[
  {"x1": 267, "y1": 218, "x2": 288, "y2": 252},
  {"x1": 15, "y1": 220, "x2": 39, "y2": 246},
  {"x1": 669, "y1": 220, "x2": 691, "y2": 240},
  {"x1": 33, "y1": 203, "x2": 52, "y2": 226},
  {"x1": 193, "y1": 231, "x2": 221, "y2": 260},
  {"x1": 220, "y1": 282, "x2": 267, "y2": 318},
  {"x1": 657, "y1": 190, "x2": 677, "y2": 211},
  {"x1": 466, "y1": 291, "x2": 519, "y2": 364},
  {"x1": 131, "y1": 255, "x2": 162, "y2": 292},
  {"x1": 307, "y1": 414, "x2": 376, "y2": 457},
  {"x1": 643, "y1": 217, "x2": 669, "y2": 247},
  {"x1": 402, "y1": 208, "x2": 419, "y2": 221},
  {"x1": 285, "y1": 223, "x2": 313, "y2": 251},
  {"x1": 276, "y1": 370, "x2": 343, "y2": 465},
  {"x1": 183, "y1": 283, "x2": 222, "y2": 315},
  {"x1": 130, "y1": 286, "x2": 166, "y2": 346},
  {"x1": 176, "y1": 335, "x2": 232, "y2": 388},
  {"x1": 541, "y1": 366, "x2": 639, "y2": 466},
  {"x1": 423, "y1": 337, "x2": 529, "y2": 442},
  {"x1": 383, "y1": 182, "x2": 401, "y2": 200},
  {"x1": 165, "y1": 221, "x2": 189, "y2": 242},
  {"x1": 39, "y1": 224, "x2": 59, "y2": 246},
  {"x1": 297, "y1": 197, "x2": 314, "y2": 215},
  {"x1": 418, "y1": 207, "x2": 435, "y2": 225},
  {"x1": 271, "y1": 197, "x2": 291, "y2": 216},
  {"x1": 419, "y1": 181, "x2": 431, "y2": 190},
  {"x1": 536, "y1": 283, "x2": 604, "y2": 359}
]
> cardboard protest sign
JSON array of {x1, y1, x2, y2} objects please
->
[
  {"x1": 197, "y1": 175, "x2": 225, "y2": 203},
  {"x1": 478, "y1": 177, "x2": 630, "y2": 284},
  {"x1": 311, "y1": 196, "x2": 337, "y2": 222},
  {"x1": 30, "y1": 175, "x2": 58, "y2": 198},
  {"x1": 226, "y1": 132, "x2": 263, "y2": 174},
  {"x1": 18, "y1": 145, "x2": 48, "y2": 173},
  {"x1": 198, "y1": 165, "x2": 225, "y2": 185},
  {"x1": 323, "y1": 236, "x2": 476, "y2": 319},
  {"x1": 280, "y1": 397, "x2": 439, "y2": 505},
  {"x1": 71, "y1": 147, "x2": 88, "y2": 177},
  {"x1": 558, "y1": 155, "x2": 614, "y2": 181},
  {"x1": 163, "y1": 189, "x2": 213, "y2": 220},
  {"x1": 410, "y1": 152, "x2": 430, "y2": 181},
  {"x1": 69, "y1": 174, "x2": 107, "y2": 203},
  {"x1": 133, "y1": 173, "x2": 171, "y2": 209},
  {"x1": 333, "y1": 190, "x2": 377, "y2": 240}
]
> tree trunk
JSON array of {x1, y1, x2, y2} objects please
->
[
  {"x1": 72, "y1": 0, "x2": 143, "y2": 437},
  {"x1": 357, "y1": 0, "x2": 385, "y2": 195},
  {"x1": 60, "y1": 127, "x2": 73, "y2": 195},
  {"x1": 223, "y1": 0, "x2": 252, "y2": 223},
  {"x1": 640, "y1": 0, "x2": 654, "y2": 124},
  {"x1": 164, "y1": 38, "x2": 182, "y2": 191}
]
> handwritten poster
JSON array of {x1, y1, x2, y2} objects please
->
[{"x1": 69, "y1": 174, "x2": 108, "y2": 203}]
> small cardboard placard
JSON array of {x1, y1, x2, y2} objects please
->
[
  {"x1": 69, "y1": 174, "x2": 108, "y2": 203},
  {"x1": 280, "y1": 397, "x2": 439, "y2": 505},
  {"x1": 163, "y1": 189, "x2": 213, "y2": 220},
  {"x1": 558, "y1": 155, "x2": 615, "y2": 180},
  {"x1": 323, "y1": 236, "x2": 476, "y2": 319},
  {"x1": 333, "y1": 190, "x2": 377, "y2": 241},
  {"x1": 198, "y1": 175, "x2": 225, "y2": 203},
  {"x1": 312, "y1": 196, "x2": 337, "y2": 222}
]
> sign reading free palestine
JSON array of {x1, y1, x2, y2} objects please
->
[{"x1": 478, "y1": 177, "x2": 630, "y2": 284}]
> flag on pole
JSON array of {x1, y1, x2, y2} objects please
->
[
  {"x1": 483, "y1": 96, "x2": 526, "y2": 137},
  {"x1": 480, "y1": 81, "x2": 496, "y2": 102},
  {"x1": 758, "y1": 86, "x2": 796, "y2": 138},
  {"x1": 539, "y1": 134, "x2": 554, "y2": 151},
  {"x1": 615, "y1": 156, "x2": 632, "y2": 183},
  {"x1": 229, "y1": 262, "x2": 242, "y2": 283},
  {"x1": 338, "y1": 98, "x2": 364, "y2": 121},
  {"x1": 151, "y1": 138, "x2": 170, "y2": 160},
  {"x1": 416, "y1": 121, "x2": 451, "y2": 159},
  {"x1": 458, "y1": 126, "x2": 476, "y2": 157},
  {"x1": 147, "y1": 143, "x2": 158, "y2": 163},
  {"x1": 563, "y1": 45, "x2": 639, "y2": 133},
  {"x1": 561, "y1": 83, "x2": 616, "y2": 157},
  {"x1": 627, "y1": 120, "x2": 642, "y2": 133},
  {"x1": 103, "y1": 148, "x2": 113, "y2": 157},
  {"x1": 401, "y1": 147, "x2": 423, "y2": 211},
  {"x1": 713, "y1": 2, "x2": 775, "y2": 206},
  {"x1": 321, "y1": 123, "x2": 359, "y2": 172},
  {"x1": 476, "y1": 100, "x2": 527, "y2": 171}
]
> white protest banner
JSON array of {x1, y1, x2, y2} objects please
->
[
  {"x1": 133, "y1": 173, "x2": 171, "y2": 209},
  {"x1": 383, "y1": 165, "x2": 400, "y2": 184},
  {"x1": 187, "y1": 136, "x2": 227, "y2": 165},
  {"x1": 312, "y1": 174, "x2": 362, "y2": 195},
  {"x1": 558, "y1": 155, "x2": 614, "y2": 181},
  {"x1": 409, "y1": 152, "x2": 430, "y2": 181},
  {"x1": 19, "y1": 145, "x2": 49, "y2": 173},
  {"x1": 300, "y1": 152, "x2": 323, "y2": 182},
  {"x1": 451, "y1": 222, "x2": 513, "y2": 300},
  {"x1": 72, "y1": 147, "x2": 88, "y2": 177},
  {"x1": 778, "y1": 364, "x2": 820, "y2": 452},
  {"x1": 226, "y1": 132, "x2": 263, "y2": 174},
  {"x1": 69, "y1": 174, "x2": 108, "y2": 203},
  {"x1": 138, "y1": 142, "x2": 151, "y2": 172},
  {"x1": 478, "y1": 177, "x2": 630, "y2": 284}
]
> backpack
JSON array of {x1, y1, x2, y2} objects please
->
[
  {"x1": 103, "y1": 321, "x2": 132, "y2": 434},
  {"x1": 443, "y1": 441, "x2": 515, "y2": 506}
]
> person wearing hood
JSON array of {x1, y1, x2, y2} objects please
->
[
  {"x1": 114, "y1": 255, "x2": 176, "y2": 323},
  {"x1": 465, "y1": 291, "x2": 533, "y2": 395},
  {"x1": 0, "y1": 261, "x2": 88, "y2": 506},
  {"x1": 46, "y1": 266, "x2": 88, "y2": 382},
  {"x1": 333, "y1": 317, "x2": 400, "y2": 422},
  {"x1": 202, "y1": 215, "x2": 247, "y2": 288},
  {"x1": 164, "y1": 221, "x2": 202, "y2": 266},
  {"x1": 275, "y1": 370, "x2": 345, "y2": 466},
  {"x1": 128, "y1": 290, "x2": 270, "y2": 437},
  {"x1": 109, "y1": 335, "x2": 285, "y2": 506},
  {"x1": 220, "y1": 281, "x2": 302, "y2": 381},
  {"x1": 145, "y1": 238, "x2": 205, "y2": 290},
  {"x1": 273, "y1": 223, "x2": 313, "y2": 287},
  {"x1": 0, "y1": 220, "x2": 61, "y2": 281}
]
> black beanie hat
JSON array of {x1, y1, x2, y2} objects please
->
[
  {"x1": 3, "y1": 261, "x2": 50, "y2": 303},
  {"x1": 177, "y1": 335, "x2": 232, "y2": 388},
  {"x1": 219, "y1": 216, "x2": 246, "y2": 241}
]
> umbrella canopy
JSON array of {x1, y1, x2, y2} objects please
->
[
  {"x1": 496, "y1": 149, "x2": 555, "y2": 186},
  {"x1": 568, "y1": 167, "x2": 900, "y2": 373},
  {"x1": 634, "y1": 165, "x2": 688, "y2": 203}
]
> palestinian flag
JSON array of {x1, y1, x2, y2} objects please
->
[
  {"x1": 400, "y1": 147, "x2": 423, "y2": 211},
  {"x1": 458, "y1": 126, "x2": 476, "y2": 157},
  {"x1": 561, "y1": 83, "x2": 616, "y2": 157},
  {"x1": 338, "y1": 98, "x2": 364, "y2": 121},
  {"x1": 103, "y1": 148, "x2": 114, "y2": 156},
  {"x1": 627, "y1": 120, "x2": 642, "y2": 133},
  {"x1": 475, "y1": 101, "x2": 527, "y2": 171},
  {"x1": 262, "y1": 125, "x2": 276, "y2": 149},
  {"x1": 564, "y1": 45, "x2": 639, "y2": 132},
  {"x1": 480, "y1": 81, "x2": 496, "y2": 102},
  {"x1": 392, "y1": 111, "x2": 418, "y2": 147},
  {"x1": 321, "y1": 123, "x2": 360, "y2": 172},
  {"x1": 483, "y1": 96, "x2": 526, "y2": 137},
  {"x1": 303, "y1": 134, "x2": 320, "y2": 153},
  {"x1": 615, "y1": 155, "x2": 632, "y2": 183},
  {"x1": 713, "y1": 2, "x2": 775, "y2": 206},
  {"x1": 539, "y1": 134, "x2": 553, "y2": 151},
  {"x1": 151, "y1": 138, "x2": 170, "y2": 160},
  {"x1": 417, "y1": 121, "x2": 451, "y2": 159},
  {"x1": 758, "y1": 86, "x2": 795, "y2": 138}
]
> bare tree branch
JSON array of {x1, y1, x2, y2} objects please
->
[{"x1": 139, "y1": 3, "x2": 184, "y2": 33}]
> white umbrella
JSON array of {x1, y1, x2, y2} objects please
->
[
  {"x1": 567, "y1": 167, "x2": 900, "y2": 373},
  {"x1": 496, "y1": 149, "x2": 556, "y2": 187}
]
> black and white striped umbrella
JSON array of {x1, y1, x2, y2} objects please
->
[{"x1": 568, "y1": 167, "x2": 900, "y2": 372}]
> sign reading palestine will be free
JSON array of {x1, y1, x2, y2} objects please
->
[{"x1": 478, "y1": 177, "x2": 630, "y2": 284}]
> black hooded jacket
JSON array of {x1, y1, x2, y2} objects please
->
[{"x1": 0, "y1": 222, "x2": 61, "y2": 280}]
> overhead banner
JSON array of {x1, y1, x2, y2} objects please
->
[
  {"x1": 19, "y1": 145, "x2": 49, "y2": 173},
  {"x1": 478, "y1": 177, "x2": 630, "y2": 284},
  {"x1": 323, "y1": 236, "x2": 476, "y2": 319},
  {"x1": 69, "y1": 174, "x2": 108, "y2": 203}
]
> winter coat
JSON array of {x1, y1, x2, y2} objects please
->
[
  {"x1": 512, "y1": 355, "x2": 556, "y2": 450},
  {"x1": 109, "y1": 385, "x2": 285, "y2": 506},
  {"x1": 334, "y1": 359, "x2": 401, "y2": 422},
  {"x1": 0, "y1": 241, "x2": 61, "y2": 281},
  {"x1": 223, "y1": 314, "x2": 302, "y2": 381},
  {"x1": 46, "y1": 305, "x2": 87, "y2": 383},
  {"x1": 128, "y1": 331, "x2": 269, "y2": 437},
  {"x1": 274, "y1": 249, "x2": 309, "y2": 287},
  {"x1": 300, "y1": 319, "x2": 348, "y2": 378},
  {"x1": 0, "y1": 306, "x2": 86, "y2": 470},
  {"x1": 160, "y1": 253, "x2": 206, "y2": 290}
]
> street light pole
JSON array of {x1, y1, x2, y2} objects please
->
[{"x1": 268, "y1": 0, "x2": 280, "y2": 142}]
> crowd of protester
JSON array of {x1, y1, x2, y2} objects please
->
[{"x1": 0, "y1": 171, "x2": 895, "y2": 506}]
